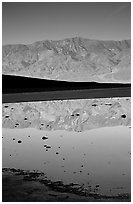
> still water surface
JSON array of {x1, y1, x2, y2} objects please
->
[{"x1": 2, "y1": 126, "x2": 131, "y2": 196}]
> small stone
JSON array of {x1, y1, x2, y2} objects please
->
[
  {"x1": 81, "y1": 165, "x2": 84, "y2": 167},
  {"x1": 13, "y1": 138, "x2": 15, "y2": 140},
  {"x1": 18, "y1": 140, "x2": 22, "y2": 143},
  {"x1": 121, "y1": 114, "x2": 126, "y2": 118},
  {"x1": 46, "y1": 146, "x2": 51, "y2": 149},
  {"x1": 63, "y1": 158, "x2": 65, "y2": 160},
  {"x1": 42, "y1": 136, "x2": 48, "y2": 140},
  {"x1": 28, "y1": 135, "x2": 30, "y2": 137},
  {"x1": 56, "y1": 152, "x2": 59, "y2": 154}
]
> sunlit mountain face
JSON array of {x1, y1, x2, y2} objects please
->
[{"x1": 2, "y1": 37, "x2": 131, "y2": 83}]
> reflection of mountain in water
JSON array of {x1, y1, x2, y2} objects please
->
[{"x1": 2, "y1": 37, "x2": 131, "y2": 83}]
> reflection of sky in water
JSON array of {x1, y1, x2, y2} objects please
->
[{"x1": 2, "y1": 126, "x2": 130, "y2": 196}]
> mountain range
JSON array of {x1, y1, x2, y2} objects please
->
[{"x1": 2, "y1": 37, "x2": 131, "y2": 83}]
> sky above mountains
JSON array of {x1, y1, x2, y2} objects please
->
[{"x1": 2, "y1": 2, "x2": 131, "y2": 45}]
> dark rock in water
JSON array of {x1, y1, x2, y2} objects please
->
[
  {"x1": 46, "y1": 145, "x2": 51, "y2": 149},
  {"x1": 121, "y1": 114, "x2": 126, "y2": 118},
  {"x1": 42, "y1": 136, "x2": 48, "y2": 140},
  {"x1": 18, "y1": 140, "x2": 22, "y2": 143}
]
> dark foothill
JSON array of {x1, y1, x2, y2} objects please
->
[
  {"x1": 42, "y1": 136, "x2": 48, "y2": 140},
  {"x1": 18, "y1": 140, "x2": 22, "y2": 143}
]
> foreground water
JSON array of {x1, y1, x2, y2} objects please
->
[{"x1": 2, "y1": 126, "x2": 131, "y2": 196}]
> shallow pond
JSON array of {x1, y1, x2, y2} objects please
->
[{"x1": 2, "y1": 126, "x2": 131, "y2": 196}]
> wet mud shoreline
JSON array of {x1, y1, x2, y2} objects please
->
[{"x1": 2, "y1": 168, "x2": 131, "y2": 202}]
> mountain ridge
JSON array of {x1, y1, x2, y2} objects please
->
[{"x1": 2, "y1": 37, "x2": 131, "y2": 83}]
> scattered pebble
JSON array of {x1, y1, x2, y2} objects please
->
[
  {"x1": 46, "y1": 146, "x2": 51, "y2": 149},
  {"x1": 56, "y1": 152, "x2": 59, "y2": 155},
  {"x1": 81, "y1": 165, "x2": 84, "y2": 167},
  {"x1": 63, "y1": 158, "x2": 65, "y2": 160},
  {"x1": 13, "y1": 138, "x2": 15, "y2": 140},
  {"x1": 18, "y1": 140, "x2": 22, "y2": 144},
  {"x1": 28, "y1": 135, "x2": 30, "y2": 137},
  {"x1": 121, "y1": 114, "x2": 126, "y2": 118},
  {"x1": 73, "y1": 172, "x2": 76, "y2": 174},
  {"x1": 42, "y1": 136, "x2": 48, "y2": 140}
]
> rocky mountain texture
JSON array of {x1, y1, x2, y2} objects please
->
[
  {"x1": 2, "y1": 98, "x2": 131, "y2": 131},
  {"x1": 2, "y1": 37, "x2": 131, "y2": 83}
]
